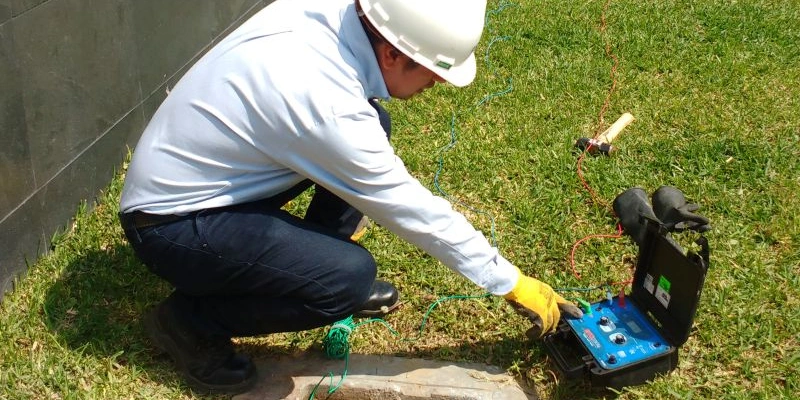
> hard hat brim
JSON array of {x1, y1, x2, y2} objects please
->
[{"x1": 435, "y1": 52, "x2": 477, "y2": 88}]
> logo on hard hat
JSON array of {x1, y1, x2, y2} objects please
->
[{"x1": 435, "y1": 61, "x2": 453, "y2": 70}]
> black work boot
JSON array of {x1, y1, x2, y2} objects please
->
[
  {"x1": 354, "y1": 280, "x2": 401, "y2": 317},
  {"x1": 143, "y1": 295, "x2": 257, "y2": 394}
]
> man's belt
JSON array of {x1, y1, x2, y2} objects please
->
[{"x1": 120, "y1": 211, "x2": 187, "y2": 230}]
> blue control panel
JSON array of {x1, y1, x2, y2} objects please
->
[{"x1": 565, "y1": 298, "x2": 671, "y2": 370}]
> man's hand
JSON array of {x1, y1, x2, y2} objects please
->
[{"x1": 504, "y1": 268, "x2": 583, "y2": 339}]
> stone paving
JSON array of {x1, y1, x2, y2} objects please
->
[{"x1": 233, "y1": 352, "x2": 536, "y2": 400}]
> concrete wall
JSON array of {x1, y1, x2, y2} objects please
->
[{"x1": 0, "y1": 0, "x2": 274, "y2": 299}]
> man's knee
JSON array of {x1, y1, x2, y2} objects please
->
[{"x1": 324, "y1": 246, "x2": 377, "y2": 314}]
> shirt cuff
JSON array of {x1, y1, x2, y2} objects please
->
[{"x1": 483, "y1": 254, "x2": 520, "y2": 295}]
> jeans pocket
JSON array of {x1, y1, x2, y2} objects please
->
[
  {"x1": 125, "y1": 225, "x2": 167, "y2": 275},
  {"x1": 193, "y1": 209, "x2": 218, "y2": 255}
]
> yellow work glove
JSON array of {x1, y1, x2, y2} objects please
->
[{"x1": 504, "y1": 268, "x2": 583, "y2": 338}]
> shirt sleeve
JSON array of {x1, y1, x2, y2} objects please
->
[{"x1": 276, "y1": 99, "x2": 519, "y2": 295}]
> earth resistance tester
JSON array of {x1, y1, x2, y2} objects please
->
[{"x1": 543, "y1": 218, "x2": 710, "y2": 389}]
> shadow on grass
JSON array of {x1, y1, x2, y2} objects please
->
[
  {"x1": 40, "y1": 244, "x2": 204, "y2": 395},
  {"x1": 40, "y1": 243, "x2": 616, "y2": 399}
]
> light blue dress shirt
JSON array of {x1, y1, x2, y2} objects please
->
[{"x1": 120, "y1": 0, "x2": 518, "y2": 295}]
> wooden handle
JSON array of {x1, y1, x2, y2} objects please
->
[{"x1": 597, "y1": 113, "x2": 635, "y2": 144}]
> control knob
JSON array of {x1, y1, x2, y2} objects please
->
[{"x1": 614, "y1": 333, "x2": 626, "y2": 344}]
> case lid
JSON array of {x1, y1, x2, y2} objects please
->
[{"x1": 630, "y1": 217, "x2": 710, "y2": 346}]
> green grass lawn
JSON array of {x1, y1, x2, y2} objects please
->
[{"x1": 1, "y1": 0, "x2": 798, "y2": 399}]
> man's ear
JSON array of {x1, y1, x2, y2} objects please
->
[{"x1": 376, "y1": 43, "x2": 404, "y2": 70}]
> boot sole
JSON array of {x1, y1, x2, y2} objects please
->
[{"x1": 143, "y1": 308, "x2": 257, "y2": 395}]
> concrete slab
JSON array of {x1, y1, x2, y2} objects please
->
[{"x1": 234, "y1": 352, "x2": 536, "y2": 400}]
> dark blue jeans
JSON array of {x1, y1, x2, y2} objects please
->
[{"x1": 122, "y1": 100, "x2": 391, "y2": 339}]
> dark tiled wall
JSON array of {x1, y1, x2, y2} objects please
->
[{"x1": 0, "y1": 0, "x2": 273, "y2": 299}]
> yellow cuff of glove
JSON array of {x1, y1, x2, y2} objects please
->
[{"x1": 503, "y1": 267, "x2": 581, "y2": 337}]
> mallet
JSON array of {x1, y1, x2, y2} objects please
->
[{"x1": 575, "y1": 112, "x2": 635, "y2": 156}]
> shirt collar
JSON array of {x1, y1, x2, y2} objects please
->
[{"x1": 340, "y1": 3, "x2": 390, "y2": 100}]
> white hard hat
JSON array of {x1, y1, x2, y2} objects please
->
[{"x1": 358, "y1": 0, "x2": 487, "y2": 87}]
